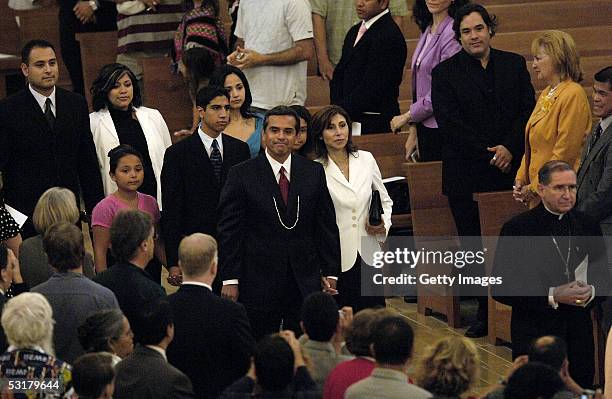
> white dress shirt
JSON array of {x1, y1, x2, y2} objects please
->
[
  {"x1": 146, "y1": 345, "x2": 168, "y2": 361},
  {"x1": 198, "y1": 126, "x2": 224, "y2": 159},
  {"x1": 29, "y1": 84, "x2": 56, "y2": 116},
  {"x1": 181, "y1": 281, "x2": 213, "y2": 291},
  {"x1": 265, "y1": 149, "x2": 291, "y2": 183}
]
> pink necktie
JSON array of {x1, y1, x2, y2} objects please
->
[
  {"x1": 279, "y1": 166, "x2": 289, "y2": 205},
  {"x1": 353, "y1": 21, "x2": 367, "y2": 46}
]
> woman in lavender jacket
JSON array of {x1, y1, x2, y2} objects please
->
[{"x1": 390, "y1": 0, "x2": 468, "y2": 161}]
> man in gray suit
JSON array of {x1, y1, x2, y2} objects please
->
[
  {"x1": 576, "y1": 66, "x2": 612, "y2": 331},
  {"x1": 345, "y1": 316, "x2": 431, "y2": 399}
]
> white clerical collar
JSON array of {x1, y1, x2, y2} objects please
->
[
  {"x1": 181, "y1": 281, "x2": 212, "y2": 291},
  {"x1": 29, "y1": 84, "x2": 56, "y2": 114},
  {"x1": 364, "y1": 8, "x2": 389, "y2": 29},
  {"x1": 543, "y1": 203, "x2": 566, "y2": 220},
  {"x1": 146, "y1": 345, "x2": 167, "y2": 361},
  {"x1": 265, "y1": 149, "x2": 291, "y2": 182}
]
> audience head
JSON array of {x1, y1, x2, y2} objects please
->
[
  {"x1": 528, "y1": 336, "x2": 567, "y2": 372},
  {"x1": 503, "y1": 362, "x2": 565, "y2": 399},
  {"x1": 109, "y1": 210, "x2": 154, "y2": 265},
  {"x1": 415, "y1": 336, "x2": 480, "y2": 397},
  {"x1": 210, "y1": 64, "x2": 254, "y2": 119},
  {"x1": 593, "y1": 66, "x2": 612, "y2": 119},
  {"x1": 300, "y1": 292, "x2": 339, "y2": 342},
  {"x1": 536, "y1": 160, "x2": 576, "y2": 214},
  {"x1": 355, "y1": 0, "x2": 390, "y2": 21},
  {"x1": 91, "y1": 63, "x2": 141, "y2": 112},
  {"x1": 412, "y1": 0, "x2": 471, "y2": 33},
  {"x1": 453, "y1": 3, "x2": 497, "y2": 59},
  {"x1": 78, "y1": 309, "x2": 134, "y2": 359},
  {"x1": 108, "y1": 144, "x2": 145, "y2": 192},
  {"x1": 263, "y1": 106, "x2": 300, "y2": 163},
  {"x1": 0, "y1": 243, "x2": 18, "y2": 291},
  {"x1": 32, "y1": 187, "x2": 80, "y2": 235},
  {"x1": 196, "y1": 85, "x2": 230, "y2": 135},
  {"x1": 345, "y1": 308, "x2": 395, "y2": 356},
  {"x1": 43, "y1": 222, "x2": 85, "y2": 272},
  {"x1": 289, "y1": 105, "x2": 312, "y2": 154},
  {"x1": 72, "y1": 353, "x2": 115, "y2": 399},
  {"x1": 137, "y1": 299, "x2": 174, "y2": 347},
  {"x1": 20, "y1": 39, "x2": 58, "y2": 93},
  {"x1": 178, "y1": 233, "x2": 218, "y2": 280},
  {"x1": 180, "y1": 47, "x2": 215, "y2": 101},
  {"x1": 371, "y1": 316, "x2": 414, "y2": 366},
  {"x1": 1, "y1": 292, "x2": 55, "y2": 355},
  {"x1": 309, "y1": 105, "x2": 357, "y2": 161},
  {"x1": 254, "y1": 335, "x2": 295, "y2": 392},
  {"x1": 531, "y1": 30, "x2": 582, "y2": 84}
]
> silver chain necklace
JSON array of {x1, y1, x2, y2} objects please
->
[{"x1": 273, "y1": 195, "x2": 300, "y2": 230}]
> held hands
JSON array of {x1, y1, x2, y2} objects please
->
[
  {"x1": 166, "y1": 266, "x2": 182, "y2": 286},
  {"x1": 321, "y1": 277, "x2": 338, "y2": 295},
  {"x1": 390, "y1": 113, "x2": 410, "y2": 133},
  {"x1": 553, "y1": 280, "x2": 593, "y2": 306},
  {"x1": 222, "y1": 284, "x2": 239, "y2": 302},
  {"x1": 73, "y1": 1, "x2": 95, "y2": 24},
  {"x1": 487, "y1": 145, "x2": 513, "y2": 173},
  {"x1": 513, "y1": 180, "x2": 538, "y2": 206},
  {"x1": 365, "y1": 220, "x2": 386, "y2": 236},
  {"x1": 228, "y1": 46, "x2": 263, "y2": 70}
]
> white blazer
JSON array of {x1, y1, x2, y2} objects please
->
[
  {"x1": 90, "y1": 107, "x2": 172, "y2": 209},
  {"x1": 318, "y1": 150, "x2": 393, "y2": 272}
]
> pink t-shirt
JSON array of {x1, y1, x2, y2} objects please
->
[{"x1": 92, "y1": 192, "x2": 160, "y2": 228}]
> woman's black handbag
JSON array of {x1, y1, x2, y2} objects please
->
[{"x1": 368, "y1": 190, "x2": 384, "y2": 226}]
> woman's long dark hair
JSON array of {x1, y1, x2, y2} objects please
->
[
  {"x1": 91, "y1": 63, "x2": 141, "y2": 112},
  {"x1": 209, "y1": 64, "x2": 255, "y2": 119},
  {"x1": 412, "y1": 0, "x2": 471, "y2": 33},
  {"x1": 307, "y1": 105, "x2": 358, "y2": 162}
]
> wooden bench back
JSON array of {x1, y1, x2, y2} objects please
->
[{"x1": 76, "y1": 31, "x2": 117, "y2": 111}]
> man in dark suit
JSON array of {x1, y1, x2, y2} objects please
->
[
  {"x1": 94, "y1": 210, "x2": 166, "y2": 343},
  {"x1": 492, "y1": 161, "x2": 611, "y2": 388},
  {"x1": 59, "y1": 0, "x2": 117, "y2": 95},
  {"x1": 218, "y1": 106, "x2": 340, "y2": 340},
  {"x1": 161, "y1": 86, "x2": 250, "y2": 286},
  {"x1": 0, "y1": 40, "x2": 104, "y2": 239},
  {"x1": 431, "y1": 3, "x2": 535, "y2": 337},
  {"x1": 114, "y1": 299, "x2": 195, "y2": 399},
  {"x1": 330, "y1": 0, "x2": 407, "y2": 135},
  {"x1": 167, "y1": 233, "x2": 255, "y2": 399},
  {"x1": 576, "y1": 66, "x2": 612, "y2": 332}
]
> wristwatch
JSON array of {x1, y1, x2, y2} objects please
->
[{"x1": 88, "y1": 0, "x2": 98, "y2": 10}]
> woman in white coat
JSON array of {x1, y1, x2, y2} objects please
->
[
  {"x1": 89, "y1": 63, "x2": 172, "y2": 209},
  {"x1": 309, "y1": 105, "x2": 393, "y2": 312}
]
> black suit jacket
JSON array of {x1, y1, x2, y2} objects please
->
[
  {"x1": 167, "y1": 285, "x2": 255, "y2": 399},
  {"x1": 0, "y1": 88, "x2": 104, "y2": 238},
  {"x1": 330, "y1": 12, "x2": 407, "y2": 134},
  {"x1": 217, "y1": 154, "x2": 340, "y2": 306},
  {"x1": 492, "y1": 204, "x2": 611, "y2": 354},
  {"x1": 161, "y1": 132, "x2": 250, "y2": 267},
  {"x1": 432, "y1": 48, "x2": 535, "y2": 195},
  {"x1": 577, "y1": 122, "x2": 612, "y2": 234},
  {"x1": 114, "y1": 345, "x2": 194, "y2": 399}
]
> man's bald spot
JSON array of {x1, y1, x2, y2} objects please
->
[{"x1": 178, "y1": 233, "x2": 218, "y2": 277}]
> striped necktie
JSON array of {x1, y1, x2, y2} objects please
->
[{"x1": 210, "y1": 139, "x2": 222, "y2": 183}]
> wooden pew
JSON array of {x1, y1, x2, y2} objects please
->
[
  {"x1": 352, "y1": 133, "x2": 412, "y2": 230},
  {"x1": 404, "y1": 161, "x2": 461, "y2": 327},
  {"x1": 141, "y1": 57, "x2": 192, "y2": 138},
  {"x1": 76, "y1": 31, "x2": 117, "y2": 110},
  {"x1": 0, "y1": 0, "x2": 19, "y2": 55},
  {"x1": 472, "y1": 190, "x2": 523, "y2": 345}
]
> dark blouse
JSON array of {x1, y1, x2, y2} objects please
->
[{"x1": 109, "y1": 107, "x2": 157, "y2": 198}]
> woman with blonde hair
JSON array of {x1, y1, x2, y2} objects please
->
[
  {"x1": 414, "y1": 336, "x2": 479, "y2": 398},
  {"x1": 19, "y1": 187, "x2": 95, "y2": 287},
  {"x1": 514, "y1": 30, "x2": 591, "y2": 207}
]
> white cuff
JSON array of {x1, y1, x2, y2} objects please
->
[
  {"x1": 326, "y1": 276, "x2": 338, "y2": 280},
  {"x1": 223, "y1": 279, "x2": 239, "y2": 285},
  {"x1": 548, "y1": 287, "x2": 558, "y2": 309}
]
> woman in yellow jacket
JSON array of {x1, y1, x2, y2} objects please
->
[{"x1": 514, "y1": 30, "x2": 591, "y2": 207}]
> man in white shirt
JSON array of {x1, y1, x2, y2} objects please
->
[
  {"x1": 227, "y1": 0, "x2": 314, "y2": 111},
  {"x1": 218, "y1": 106, "x2": 340, "y2": 340}
]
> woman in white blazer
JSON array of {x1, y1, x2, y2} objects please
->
[
  {"x1": 309, "y1": 105, "x2": 393, "y2": 312},
  {"x1": 89, "y1": 63, "x2": 172, "y2": 209}
]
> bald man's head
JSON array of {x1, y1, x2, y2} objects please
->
[
  {"x1": 178, "y1": 233, "x2": 218, "y2": 279},
  {"x1": 528, "y1": 336, "x2": 567, "y2": 372}
]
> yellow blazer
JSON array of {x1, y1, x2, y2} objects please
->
[{"x1": 516, "y1": 80, "x2": 591, "y2": 191}]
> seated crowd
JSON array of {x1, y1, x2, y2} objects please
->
[{"x1": 0, "y1": 0, "x2": 611, "y2": 398}]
